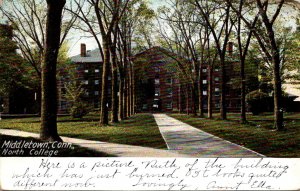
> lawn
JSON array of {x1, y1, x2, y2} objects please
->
[
  {"x1": 0, "y1": 113, "x2": 167, "y2": 149},
  {"x1": 169, "y1": 112, "x2": 300, "y2": 157},
  {"x1": 0, "y1": 135, "x2": 114, "y2": 157}
]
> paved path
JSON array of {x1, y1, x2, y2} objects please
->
[
  {"x1": 0, "y1": 129, "x2": 189, "y2": 157},
  {"x1": 154, "y1": 114, "x2": 265, "y2": 157}
]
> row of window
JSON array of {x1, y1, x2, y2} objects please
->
[
  {"x1": 202, "y1": 77, "x2": 220, "y2": 84},
  {"x1": 84, "y1": 89, "x2": 112, "y2": 96},
  {"x1": 85, "y1": 91, "x2": 99, "y2": 96},
  {"x1": 202, "y1": 68, "x2": 220, "y2": 73},
  {"x1": 203, "y1": 88, "x2": 220, "y2": 96},
  {"x1": 154, "y1": 78, "x2": 173, "y2": 85},
  {"x1": 83, "y1": 77, "x2": 112, "y2": 85},
  {"x1": 155, "y1": 87, "x2": 172, "y2": 97},
  {"x1": 84, "y1": 69, "x2": 100, "y2": 73},
  {"x1": 83, "y1": 80, "x2": 99, "y2": 85},
  {"x1": 154, "y1": 67, "x2": 219, "y2": 74}
]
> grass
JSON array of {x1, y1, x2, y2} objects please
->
[
  {"x1": 0, "y1": 113, "x2": 167, "y2": 149},
  {"x1": 169, "y1": 112, "x2": 300, "y2": 157},
  {"x1": 0, "y1": 135, "x2": 114, "y2": 157}
]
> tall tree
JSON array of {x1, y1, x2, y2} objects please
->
[
  {"x1": 233, "y1": 0, "x2": 258, "y2": 123},
  {"x1": 0, "y1": 0, "x2": 78, "y2": 79},
  {"x1": 40, "y1": 0, "x2": 66, "y2": 141},
  {"x1": 193, "y1": 0, "x2": 235, "y2": 120},
  {"x1": 0, "y1": 25, "x2": 29, "y2": 97},
  {"x1": 229, "y1": 0, "x2": 294, "y2": 130},
  {"x1": 158, "y1": 0, "x2": 205, "y2": 116}
]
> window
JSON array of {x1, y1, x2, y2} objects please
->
[
  {"x1": 155, "y1": 79, "x2": 160, "y2": 85},
  {"x1": 142, "y1": 104, "x2": 148, "y2": 110},
  {"x1": 60, "y1": 101, "x2": 67, "y2": 109},
  {"x1": 203, "y1": 91, "x2": 207, "y2": 95},
  {"x1": 215, "y1": 88, "x2": 220, "y2": 92},
  {"x1": 95, "y1": 91, "x2": 99, "y2": 96},
  {"x1": 215, "y1": 77, "x2": 220, "y2": 82},
  {"x1": 167, "y1": 88, "x2": 172, "y2": 96},
  {"x1": 166, "y1": 78, "x2": 172, "y2": 84},
  {"x1": 85, "y1": 91, "x2": 89, "y2": 96},
  {"x1": 155, "y1": 67, "x2": 160, "y2": 73},
  {"x1": 95, "y1": 69, "x2": 99, "y2": 73},
  {"x1": 165, "y1": 102, "x2": 173, "y2": 109},
  {"x1": 155, "y1": 88, "x2": 160, "y2": 96},
  {"x1": 202, "y1": 68, "x2": 207, "y2": 73},
  {"x1": 84, "y1": 80, "x2": 89, "y2": 85},
  {"x1": 84, "y1": 69, "x2": 89, "y2": 73},
  {"x1": 202, "y1": 80, "x2": 207, "y2": 84},
  {"x1": 215, "y1": 103, "x2": 220, "y2": 108},
  {"x1": 108, "y1": 76, "x2": 111, "y2": 80},
  {"x1": 95, "y1": 80, "x2": 99, "y2": 85},
  {"x1": 215, "y1": 68, "x2": 220, "y2": 72}
]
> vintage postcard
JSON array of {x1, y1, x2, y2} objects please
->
[{"x1": 0, "y1": 0, "x2": 299, "y2": 190}]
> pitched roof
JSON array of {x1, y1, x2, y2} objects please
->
[{"x1": 70, "y1": 48, "x2": 103, "y2": 63}]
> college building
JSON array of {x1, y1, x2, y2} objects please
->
[{"x1": 133, "y1": 45, "x2": 243, "y2": 113}]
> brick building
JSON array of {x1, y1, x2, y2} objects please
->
[
  {"x1": 134, "y1": 46, "x2": 247, "y2": 113},
  {"x1": 62, "y1": 44, "x2": 255, "y2": 114},
  {"x1": 134, "y1": 47, "x2": 181, "y2": 112},
  {"x1": 58, "y1": 44, "x2": 108, "y2": 113}
]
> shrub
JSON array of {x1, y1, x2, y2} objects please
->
[
  {"x1": 246, "y1": 90, "x2": 269, "y2": 115},
  {"x1": 70, "y1": 102, "x2": 90, "y2": 119}
]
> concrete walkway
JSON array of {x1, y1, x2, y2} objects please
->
[
  {"x1": 154, "y1": 114, "x2": 265, "y2": 157},
  {"x1": 0, "y1": 129, "x2": 189, "y2": 157}
]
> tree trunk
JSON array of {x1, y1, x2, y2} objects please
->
[
  {"x1": 40, "y1": 0, "x2": 66, "y2": 142},
  {"x1": 126, "y1": 72, "x2": 130, "y2": 117},
  {"x1": 179, "y1": 83, "x2": 183, "y2": 113},
  {"x1": 128, "y1": 64, "x2": 132, "y2": 117},
  {"x1": 255, "y1": 0, "x2": 284, "y2": 130},
  {"x1": 198, "y1": 67, "x2": 204, "y2": 118},
  {"x1": 208, "y1": 65, "x2": 213, "y2": 119},
  {"x1": 118, "y1": 70, "x2": 124, "y2": 120},
  {"x1": 191, "y1": 82, "x2": 198, "y2": 116},
  {"x1": 186, "y1": 85, "x2": 190, "y2": 115},
  {"x1": 220, "y1": 59, "x2": 227, "y2": 119},
  {"x1": 123, "y1": 75, "x2": 128, "y2": 119},
  {"x1": 130, "y1": 63, "x2": 135, "y2": 115},
  {"x1": 99, "y1": 38, "x2": 110, "y2": 125},
  {"x1": 111, "y1": 67, "x2": 119, "y2": 123},
  {"x1": 273, "y1": 54, "x2": 284, "y2": 130},
  {"x1": 240, "y1": 58, "x2": 247, "y2": 123},
  {"x1": 265, "y1": 22, "x2": 284, "y2": 130}
]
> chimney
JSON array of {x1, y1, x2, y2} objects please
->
[
  {"x1": 80, "y1": 43, "x2": 86, "y2": 57},
  {"x1": 227, "y1": 42, "x2": 233, "y2": 56}
]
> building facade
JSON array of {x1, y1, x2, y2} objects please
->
[
  {"x1": 134, "y1": 46, "x2": 246, "y2": 113},
  {"x1": 58, "y1": 44, "x2": 110, "y2": 113},
  {"x1": 61, "y1": 44, "x2": 256, "y2": 114}
]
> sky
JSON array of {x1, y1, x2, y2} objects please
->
[
  {"x1": 68, "y1": 0, "x2": 167, "y2": 57},
  {"x1": 67, "y1": 0, "x2": 300, "y2": 57}
]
